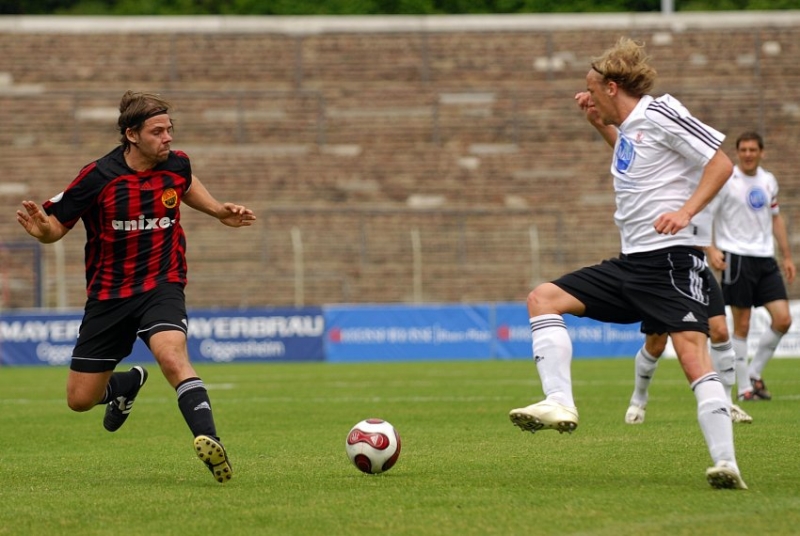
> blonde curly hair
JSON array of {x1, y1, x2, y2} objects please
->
[{"x1": 590, "y1": 37, "x2": 657, "y2": 98}]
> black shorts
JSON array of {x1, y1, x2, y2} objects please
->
[
  {"x1": 721, "y1": 252, "x2": 788, "y2": 308},
  {"x1": 707, "y1": 269, "x2": 726, "y2": 318},
  {"x1": 554, "y1": 246, "x2": 710, "y2": 335},
  {"x1": 70, "y1": 283, "x2": 188, "y2": 373},
  {"x1": 640, "y1": 265, "x2": 724, "y2": 335}
]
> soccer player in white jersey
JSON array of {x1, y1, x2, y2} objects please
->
[
  {"x1": 508, "y1": 37, "x2": 747, "y2": 489},
  {"x1": 706, "y1": 131, "x2": 796, "y2": 401}
]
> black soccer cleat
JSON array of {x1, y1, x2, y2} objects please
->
[
  {"x1": 195, "y1": 435, "x2": 233, "y2": 483},
  {"x1": 103, "y1": 366, "x2": 148, "y2": 432},
  {"x1": 750, "y1": 378, "x2": 772, "y2": 400}
]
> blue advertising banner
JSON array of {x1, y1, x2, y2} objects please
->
[
  {"x1": 187, "y1": 307, "x2": 324, "y2": 363},
  {"x1": 0, "y1": 310, "x2": 85, "y2": 366},
  {"x1": 493, "y1": 302, "x2": 645, "y2": 359},
  {"x1": 493, "y1": 302, "x2": 532, "y2": 359},
  {"x1": 324, "y1": 304, "x2": 493, "y2": 362},
  {"x1": 0, "y1": 307, "x2": 325, "y2": 366},
  {"x1": 1, "y1": 303, "x2": 653, "y2": 365}
]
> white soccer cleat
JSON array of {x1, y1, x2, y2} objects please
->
[
  {"x1": 706, "y1": 461, "x2": 748, "y2": 490},
  {"x1": 624, "y1": 403, "x2": 646, "y2": 424},
  {"x1": 509, "y1": 400, "x2": 579, "y2": 434},
  {"x1": 730, "y1": 404, "x2": 753, "y2": 424}
]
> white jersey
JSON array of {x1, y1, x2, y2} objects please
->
[
  {"x1": 692, "y1": 199, "x2": 715, "y2": 248},
  {"x1": 713, "y1": 165, "x2": 780, "y2": 257},
  {"x1": 611, "y1": 94, "x2": 725, "y2": 254}
]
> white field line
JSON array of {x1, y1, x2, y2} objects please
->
[{"x1": 4, "y1": 391, "x2": 800, "y2": 405}]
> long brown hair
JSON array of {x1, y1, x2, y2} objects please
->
[{"x1": 117, "y1": 90, "x2": 171, "y2": 149}]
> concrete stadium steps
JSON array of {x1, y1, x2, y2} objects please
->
[
  {"x1": 3, "y1": 14, "x2": 800, "y2": 307},
  {"x1": 0, "y1": 88, "x2": 598, "y2": 148},
  {"x1": 2, "y1": 26, "x2": 799, "y2": 91},
  {"x1": 1, "y1": 141, "x2": 611, "y2": 209},
  {"x1": 0, "y1": 32, "x2": 297, "y2": 89}
]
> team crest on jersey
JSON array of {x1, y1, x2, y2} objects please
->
[
  {"x1": 746, "y1": 187, "x2": 767, "y2": 211},
  {"x1": 614, "y1": 134, "x2": 635, "y2": 173},
  {"x1": 162, "y1": 188, "x2": 178, "y2": 209}
]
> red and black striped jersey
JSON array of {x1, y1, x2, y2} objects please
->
[{"x1": 44, "y1": 146, "x2": 193, "y2": 300}]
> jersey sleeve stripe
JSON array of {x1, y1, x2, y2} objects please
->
[{"x1": 646, "y1": 101, "x2": 723, "y2": 151}]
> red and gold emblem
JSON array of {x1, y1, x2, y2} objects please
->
[{"x1": 161, "y1": 188, "x2": 178, "y2": 208}]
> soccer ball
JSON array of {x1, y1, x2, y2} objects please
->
[{"x1": 345, "y1": 418, "x2": 401, "y2": 474}]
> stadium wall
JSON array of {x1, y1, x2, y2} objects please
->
[
  {"x1": 2, "y1": 301, "x2": 799, "y2": 366},
  {"x1": 3, "y1": 12, "x2": 800, "y2": 310}
]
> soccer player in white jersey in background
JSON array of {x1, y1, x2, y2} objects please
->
[
  {"x1": 706, "y1": 131, "x2": 796, "y2": 402},
  {"x1": 509, "y1": 37, "x2": 748, "y2": 489}
]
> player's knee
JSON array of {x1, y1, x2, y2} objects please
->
[
  {"x1": 526, "y1": 287, "x2": 542, "y2": 314},
  {"x1": 708, "y1": 315, "x2": 730, "y2": 344},
  {"x1": 66, "y1": 392, "x2": 97, "y2": 412},
  {"x1": 157, "y1": 357, "x2": 182, "y2": 380},
  {"x1": 709, "y1": 325, "x2": 730, "y2": 344},
  {"x1": 644, "y1": 336, "x2": 667, "y2": 357},
  {"x1": 774, "y1": 314, "x2": 792, "y2": 334},
  {"x1": 526, "y1": 283, "x2": 559, "y2": 315},
  {"x1": 155, "y1": 354, "x2": 194, "y2": 387},
  {"x1": 526, "y1": 286, "x2": 541, "y2": 303},
  {"x1": 734, "y1": 320, "x2": 751, "y2": 338}
]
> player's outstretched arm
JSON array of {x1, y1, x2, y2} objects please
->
[
  {"x1": 16, "y1": 200, "x2": 69, "y2": 243},
  {"x1": 183, "y1": 175, "x2": 256, "y2": 228}
]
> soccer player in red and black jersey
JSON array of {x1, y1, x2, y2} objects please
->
[{"x1": 16, "y1": 90, "x2": 256, "y2": 483}]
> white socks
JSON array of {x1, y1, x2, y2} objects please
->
[
  {"x1": 628, "y1": 339, "x2": 734, "y2": 406},
  {"x1": 692, "y1": 372, "x2": 738, "y2": 470},
  {"x1": 530, "y1": 314, "x2": 575, "y2": 407},
  {"x1": 710, "y1": 340, "x2": 735, "y2": 403},
  {"x1": 732, "y1": 336, "x2": 750, "y2": 396},
  {"x1": 631, "y1": 346, "x2": 659, "y2": 407},
  {"x1": 750, "y1": 327, "x2": 783, "y2": 380}
]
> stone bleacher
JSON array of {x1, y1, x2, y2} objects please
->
[{"x1": 2, "y1": 13, "x2": 800, "y2": 309}]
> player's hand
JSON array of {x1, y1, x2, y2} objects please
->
[
  {"x1": 16, "y1": 200, "x2": 51, "y2": 239},
  {"x1": 783, "y1": 258, "x2": 796, "y2": 284},
  {"x1": 218, "y1": 202, "x2": 256, "y2": 228},
  {"x1": 575, "y1": 91, "x2": 602, "y2": 126},
  {"x1": 653, "y1": 210, "x2": 691, "y2": 235},
  {"x1": 575, "y1": 91, "x2": 592, "y2": 110},
  {"x1": 706, "y1": 246, "x2": 726, "y2": 271}
]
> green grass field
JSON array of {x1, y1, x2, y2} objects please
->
[{"x1": 2, "y1": 357, "x2": 799, "y2": 535}]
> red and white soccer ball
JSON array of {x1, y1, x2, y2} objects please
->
[{"x1": 345, "y1": 418, "x2": 401, "y2": 474}]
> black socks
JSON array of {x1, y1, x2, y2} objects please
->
[
  {"x1": 176, "y1": 377, "x2": 218, "y2": 440},
  {"x1": 99, "y1": 367, "x2": 143, "y2": 405}
]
